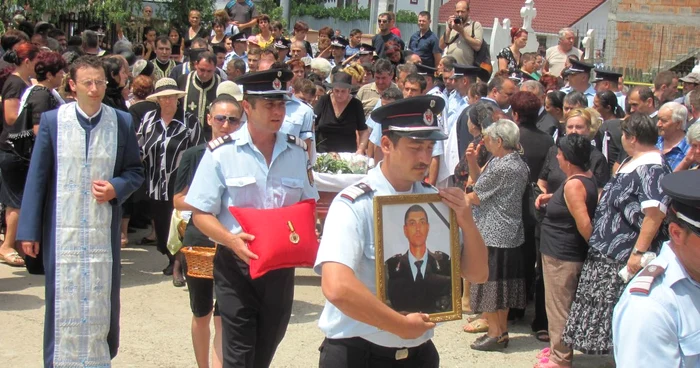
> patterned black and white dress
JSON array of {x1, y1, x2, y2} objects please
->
[
  {"x1": 470, "y1": 152, "x2": 529, "y2": 312},
  {"x1": 137, "y1": 107, "x2": 204, "y2": 201},
  {"x1": 562, "y1": 151, "x2": 671, "y2": 355}
]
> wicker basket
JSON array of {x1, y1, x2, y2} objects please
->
[{"x1": 181, "y1": 246, "x2": 216, "y2": 279}]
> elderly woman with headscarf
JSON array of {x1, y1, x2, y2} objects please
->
[
  {"x1": 137, "y1": 78, "x2": 205, "y2": 285},
  {"x1": 314, "y1": 71, "x2": 368, "y2": 154},
  {"x1": 561, "y1": 112, "x2": 671, "y2": 356},
  {"x1": 464, "y1": 119, "x2": 529, "y2": 351}
]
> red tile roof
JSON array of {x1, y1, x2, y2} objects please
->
[{"x1": 438, "y1": 0, "x2": 606, "y2": 35}]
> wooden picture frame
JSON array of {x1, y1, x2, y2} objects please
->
[{"x1": 374, "y1": 193, "x2": 462, "y2": 322}]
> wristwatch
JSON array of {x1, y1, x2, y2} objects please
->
[{"x1": 632, "y1": 248, "x2": 647, "y2": 256}]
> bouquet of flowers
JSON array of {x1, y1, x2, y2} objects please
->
[{"x1": 313, "y1": 152, "x2": 371, "y2": 175}]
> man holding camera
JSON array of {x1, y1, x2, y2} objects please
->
[{"x1": 439, "y1": 0, "x2": 483, "y2": 67}]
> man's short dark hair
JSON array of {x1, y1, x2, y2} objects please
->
[
  {"x1": 487, "y1": 75, "x2": 508, "y2": 93},
  {"x1": 404, "y1": 73, "x2": 427, "y2": 92},
  {"x1": 373, "y1": 58, "x2": 394, "y2": 76},
  {"x1": 632, "y1": 86, "x2": 655, "y2": 103},
  {"x1": 190, "y1": 37, "x2": 208, "y2": 49},
  {"x1": 49, "y1": 28, "x2": 66, "y2": 39},
  {"x1": 469, "y1": 81, "x2": 488, "y2": 98},
  {"x1": 564, "y1": 91, "x2": 588, "y2": 107},
  {"x1": 381, "y1": 87, "x2": 403, "y2": 101},
  {"x1": 69, "y1": 55, "x2": 104, "y2": 81},
  {"x1": 270, "y1": 61, "x2": 289, "y2": 70},
  {"x1": 654, "y1": 71, "x2": 676, "y2": 90},
  {"x1": 81, "y1": 30, "x2": 99, "y2": 49},
  {"x1": 621, "y1": 112, "x2": 659, "y2": 146},
  {"x1": 418, "y1": 11, "x2": 431, "y2": 19},
  {"x1": 67, "y1": 35, "x2": 83, "y2": 47},
  {"x1": 248, "y1": 47, "x2": 262, "y2": 57},
  {"x1": 194, "y1": 51, "x2": 217, "y2": 66},
  {"x1": 293, "y1": 78, "x2": 316, "y2": 96},
  {"x1": 35, "y1": 22, "x2": 55, "y2": 36},
  {"x1": 231, "y1": 59, "x2": 246, "y2": 74},
  {"x1": 156, "y1": 36, "x2": 170, "y2": 47},
  {"x1": 404, "y1": 205, "x2": 429, "y2": 225},
  {"x1": 441, "y1": 56, "x2": 456, "y2": 72}
]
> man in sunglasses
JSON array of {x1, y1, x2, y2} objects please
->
[
  {"x1": 613, "y1": 169, "x2": 700, "y2": 367},
  {"x1": 173, "y1": 95, "x2": 244, "y2": 368},
  {"x1": 186, "y1": 69, "x2": 318, "y2": 368},
  {"x1": 372, "y1": 12, "x2": 405, "y2": 57}
]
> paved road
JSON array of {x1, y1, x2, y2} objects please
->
[{"x1": 0, "y1": 234, "x2": 614, "y2": 368}]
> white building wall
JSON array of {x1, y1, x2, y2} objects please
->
[
  {"x1": 323, "y1": 0, "x2": 427, "y2": 12},
  {"x1": 570, "y1": 1, "x2": 609, "y2": 57}
]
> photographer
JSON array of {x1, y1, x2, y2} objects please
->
[{"x1": 440, "y1": 0, "x2": 483, "y2": 67}]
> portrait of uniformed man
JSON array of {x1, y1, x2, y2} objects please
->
[{"x1": 385, "y1": 204, "x2": 452, "y2": 314}]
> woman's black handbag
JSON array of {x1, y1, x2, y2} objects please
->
[{"x1": 7, "y1": 88, "x2": 38, "y2": 162}]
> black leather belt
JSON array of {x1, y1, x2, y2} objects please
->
[{"x1": 328, "y1": 337, "x2": 424, "y2": 361}]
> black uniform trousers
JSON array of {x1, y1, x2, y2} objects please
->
[
  {"x1": 214, "y1": 246, "x2": 295, "y2": 368},
  {"x1": 319, "y1": 337, "x2": 439, "y2": 368}
]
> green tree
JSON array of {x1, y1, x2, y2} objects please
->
[{"x1": 12, "y1": 0, "x2": 143, "y2": 25}]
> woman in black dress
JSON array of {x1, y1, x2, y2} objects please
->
[
  {"x1": 538, "y1": 108, "x2": 611, "y2": 196},
  {"x1": 184, "y1": 10, "x2": 210, "y2": 49},
  {"x1": 508, "y1": 91, "x2": 555, "y2": 326},
  {"x1": 101, "y1": 55, "x2": 130, "y2": 112},
  {"x1": 137, "y1": 78, "x2": 204, "y2": 284},
  {"x1": 497, "y1": 28, "x2": 528, "y2": 74},
  {"x1": 535, "y1": 134, "x2": 598, "y2": 368},
  {"x1": 314, "y1": 72, "x2": 369, "y2": 154},
  {"x1": 0, "y1": 41, "x2": 39, "y2": 267}
]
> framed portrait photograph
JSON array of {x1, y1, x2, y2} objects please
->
[{"x1": 374, "y1": 194, "x2": 462, "y2": 322}]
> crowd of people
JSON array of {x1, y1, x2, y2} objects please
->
[{"x1": 1, "y1": 0, "x2": 699, "y2": 367}]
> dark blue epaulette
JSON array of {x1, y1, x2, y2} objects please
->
[
  {"x1": 287, "y1": 134, "x2": 308, "y2": 151},
  {"x1": 207, "y1": 134, "x2": 235, "y2": 151},
  {"x1": 340, "y1": 182, "x2": 373, "y2": 203}
]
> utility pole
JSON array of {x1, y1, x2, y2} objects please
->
[{"x1": 280, "y1": 0, "x2": 290, "y2": 27}]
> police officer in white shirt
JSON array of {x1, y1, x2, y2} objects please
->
[
  {"x1": 314, "y1": 95, "x2": 489, "y2": 367},
  {"x1": 185, "y1": 69, "x2": 318, "y2": 368}
]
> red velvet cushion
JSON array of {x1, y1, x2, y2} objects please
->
[{"x1": 228, "y1": 199, "x2": 318, "y2": 279}]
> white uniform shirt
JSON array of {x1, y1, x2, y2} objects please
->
[
  {"x1": 314, "y1": 165, "x2": 438, "y2": 348},
  {"x1": 185, "y1": 125, "x2": 319, "y2": 238}
]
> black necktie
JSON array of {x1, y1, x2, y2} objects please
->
[{"x1": 415, "y1": 260, "x2": 424, "y2": 281}]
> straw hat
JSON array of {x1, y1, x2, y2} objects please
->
[
  {"x1": 146, "y1": 78, "x2": 186, "y2": 102},
  {"x1": 216, "y1": 81, "x2": 243, "y2": 101}
]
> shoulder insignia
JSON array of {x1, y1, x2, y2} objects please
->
[
  {"x1": 207, "y1": 134, "x2": 235, "y2": 151},
  {"x1": 629, "y1": 264, "x2": 666, "y2": 295},
  {"x1": 287, "y1": 134, "x2": 308, "y2": 151},
  {"x1": 386, "y1": 254, "x2": 402, "y2": 272},
  {"x1": 340, "y1": 182, "x2": 373, "y2": 203}
]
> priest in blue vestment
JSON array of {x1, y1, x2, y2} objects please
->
[{"x1": 17, "y1": 55, "x2": 144, "y2": 368}]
